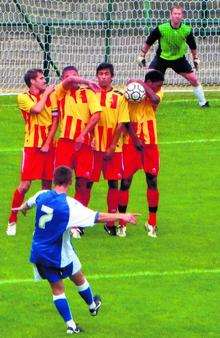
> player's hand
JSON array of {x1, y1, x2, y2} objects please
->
[
  {"x1": 87, "y1": 81, "x2": 101, "y2": 93},
  {"x1": 44, "y1": 84, "x2": 55, "y2": 96},
  {"x1": 134, "y1": 139, "x2": 144, "y2": 152},
  {"x1": 120, "y1": 213, "x2": 141, "y2": 224},
  {"x1": 193, "y1": 57, "x2": 200, "y2": 71},
  {"x1": 40, "y1": 144, "x2": 49, "y2": 152},
  {"x1": 137, "y1": 55, "x2": 146, "y2": 68},
  {"x1": 74, "y1": 135, "x2": 85, "y2": 151},
  {"x1": 12, "y1": 203, "x2": 28, "y2": 216},
  {"x1": 104, "y1": 145, "x2": 115, "y2": 161}
]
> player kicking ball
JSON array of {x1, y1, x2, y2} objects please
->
[{"x1": 13, "y1": 165, "x2": 139, "y2": 334}]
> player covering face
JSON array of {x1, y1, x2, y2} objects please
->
[
  {"x1": 6, "y1": 68, "x2": 59, "y2": 236},
  {"x1": 82, "y1": 63, "x2": 130, "y2": 237},
  {"x1": 118, "y1": 70, "x2": 164, "y2": 238}
]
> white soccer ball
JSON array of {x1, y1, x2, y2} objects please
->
[{"x1": 124, "y1": 82, "x2": 146, "y2": 102}]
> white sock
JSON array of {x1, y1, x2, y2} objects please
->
[
  {"x1": 193, "y1": 85, "x2": 207, "y2": 106},
  {"x1": 66, "y1": 319, "x2": 76, "y2": 330}
]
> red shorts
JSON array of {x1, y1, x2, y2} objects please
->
[
  {"x1": 21, "y1": 147, "x2": 55, "y2": 181},
  {"x1": 91, "y1": 151, "x2": 123, "y2": 182},
  {"x1": 55, "y1": 138, "x2": 93, "y2": 179},
  {"x1": 122, "y1": 143, "x2": 160, "y2": 178}
]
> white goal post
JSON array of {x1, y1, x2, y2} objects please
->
[{"x1": 0, "y1": 0, "x2": 219, "y2": 93}]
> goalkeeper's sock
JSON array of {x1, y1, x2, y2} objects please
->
[
  {"x1": 193, "y1": 85, "x2": 207, "y2": 106},
  {"x1": 53, "y1": 293, "x2": 76, "y2": 327},
  {"x1": 9, "y1": 189, "x2": 25, "y2": 223},
  {"x1": 77, "y1": 280, "x2": 96, "y2": 309},
  {"x1": 107, "y1": 188, "x2": 119, "y2": 227}
]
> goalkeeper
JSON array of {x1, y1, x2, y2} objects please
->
[{"x1": 137, "y1": 4, "x2": 209, "y2": 108}]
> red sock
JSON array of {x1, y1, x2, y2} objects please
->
[
  {"x1": 118, "y1": 190, "x2": 129, "y2": 227},
  {"x1": 8, "y1": 189, "x2": 25, "y2": 223},
  {"x1": 107, "y1": 188, "x2": 119, "y2": 227},
  {"x1": 147, "y1": 188, "x2": 159, "y2": 227}
]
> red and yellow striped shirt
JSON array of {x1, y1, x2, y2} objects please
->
[
  {"x1": 55, "y1": 83, "x2": 102, "y2": 144},
  {"x1": 94, "y1": 88, "x2": 130, "y2": 152},
  {"x1": 17, "y1": 91, "x2": 58, "y2": 148},
  {"x1": 124, "y1": 89, "x2": 163, "y2": 145}
]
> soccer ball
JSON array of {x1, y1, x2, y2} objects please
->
[{"x1": 124, "y1": 82, "x2": 146, "y2": 102}]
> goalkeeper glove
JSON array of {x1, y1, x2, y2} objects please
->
[
  {"x1": 193, "y1": 57, "x2": 200, "y2": 71},
  {"x1": 137, "y1": 54, "x2": 146, "y2": 68}
]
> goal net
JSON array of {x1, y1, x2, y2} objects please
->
[{"x1": 0, "y1": 0, "x2": 219, "y2": 93}]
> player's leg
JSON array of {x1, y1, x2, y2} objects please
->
[
  {"x1": 35, "y1": 262, "x2": 81, "y2": 334},
  {"x1": 118, "y1": 177, "x2": 133, "y2": 236},
  {"x1": 103, "y1": 152, "x2": 123, "y2": 236},
  {"x1": 41, "y1": 146, "x2": 55, "y2": 190},
  {"x1": 41, "y1": 180, "x2": 52, "y2": 189},
  {"x1": 7, "y1": 180, "x2": 31, "y2": 236},
  {"x1": 173, "y1": 57, "x2": 208, "y2": 107},
  {"x1": 70, "y1": 270, "x2": 101, "y2": 316},
  {"x1": 143, "y1": 144, "x2": 160, "y2": 238},
  {"x1": 145, "y1": 173, "x2": 159, "y2": 238},
  {"x1": 49, "y1": 279, "x2": 81, "y2": 334},
  {"x1": 103, "y1": 179, "x2": 119, "y2": 236}
]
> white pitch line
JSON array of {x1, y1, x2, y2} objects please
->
[
  {"x1": 0, "y1": 138, "x2": 220, "y2": 153},
  {"x1": 0, "y1": 268, "x2": 219, "y2": 286},
  {"x1": 160, "y1": 138, "x2": 220, "y2": 145}
]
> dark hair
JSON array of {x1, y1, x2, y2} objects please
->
[
  {"x1": 96, "y1": 63, "x2": 114, "y2": 76},
  {"x1": 53, "y1": 166, "x2": 73, "y2": 186},
  {"x1": 170, "y1": 4, "x2": 184, "y2": 13},
  {"x1": 24, "y1": 68, "x2": 43, "y2": 87},
  {"x1": 62, "y1": 65, "x2": 78, "y2": 77},
  {"x1": 144, "y1": 70, "x2": 164, "y2": 83}
]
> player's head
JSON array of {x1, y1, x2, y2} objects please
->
[
  {"x1": 61, "y1": 66, "x2": 79, "y2": 80},
  {"x1": 170, "y1": 5, "x2": 184, "y2": 25},
  {"x1": 53, "y1": 166, "x2": 73, "y2": 187},
  {"x1": 96, "y1": 63, "x2": 114, "y2": 89},
  {"x1": 24, "y1": 69, "x2": 46, "y2": 92},
  {"x1": 144, "y1": 70, "x2": 164, "y2": 92}
]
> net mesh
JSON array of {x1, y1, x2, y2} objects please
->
[{"x1": 0, "y1": 0, "x2": 219, "y2": 93}]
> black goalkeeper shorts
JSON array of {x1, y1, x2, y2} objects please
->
[{"x1": 149, "y1": 55, "x2": 193, "y2": 74}]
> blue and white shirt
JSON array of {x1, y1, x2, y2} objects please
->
[{"x1": 27, "y1": 190, "x2": 98, "y2": 268}]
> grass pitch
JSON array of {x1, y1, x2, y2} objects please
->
[{"x1": 0, "y1": 92, "x2": 219, "y2": 338}]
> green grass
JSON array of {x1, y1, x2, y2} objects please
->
[{"x1": 0, "y1": 92, "x2": 220, "y2": 337}]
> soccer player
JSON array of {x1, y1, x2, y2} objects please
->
[
  {"x1": 118, "y1": 70, "x2": 164, "y2": 238},
  {"x1": 13, "y1": 165, "x2": 138, "y2": 334},
  {"x1": 86, "y1": 63, "x2": 130, "y2": 237},
  {"x1": 137, "y1": 4, "x2": 209, "y2": 108},
  {"x1": 54, "y1": 66, "x2": 102, "y2": 238},
  {"x1": 6, "y1": 68, "x2": 59, "y2": 236}
]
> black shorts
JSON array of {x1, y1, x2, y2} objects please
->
[{"x1": 149, "y1": 55, "x2": 193, "y2": 75}]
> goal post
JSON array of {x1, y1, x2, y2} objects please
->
[{"x1": 0, "y1": 0, "x2": 219, "y2": 94}]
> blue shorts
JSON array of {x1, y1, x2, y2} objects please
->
[{"x1": 34, "y1": 261, "x2": 81, "y2": 283}]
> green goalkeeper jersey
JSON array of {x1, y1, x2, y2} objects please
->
[{"x1": 146, "y1": 22, "x2": 196, "y2": 61}]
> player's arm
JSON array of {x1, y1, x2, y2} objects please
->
[
  {"x1": 11, "y1": 191, "x2": 45, "y2": 215},
  {"x1": 124, "y1": 122, "x2": 144, "y2": 151},
  {"x1": 144, "y1": 84, "x2": 161, "y2": 105},
  {"x1": 137, "y1": 27, "x2": 160, "y2": 67},
  {"x1": 30, "y1": 85, "x2": 55, "y2": 114},
  {"x1": 62, "y1": 76, "x2": 100, "y2": 92},
  {"x1": 104, "y1": 123, "x2": 124, "y2": 160},
  {"x1": 97, "y1": 212, "x2": 139, "y2": 224},
  {"x1": 40, "y1": 116, "x2": 59, "y2": 152},
  {"x1": 74, "y1": 112, "x2": 100, "y2": 151},
  {"x1": 186, "y1": 29, "x2": 199, "y2": 70},
  {"x1": 41, "y1": 92, "x2": 59, "y2": 152}
]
